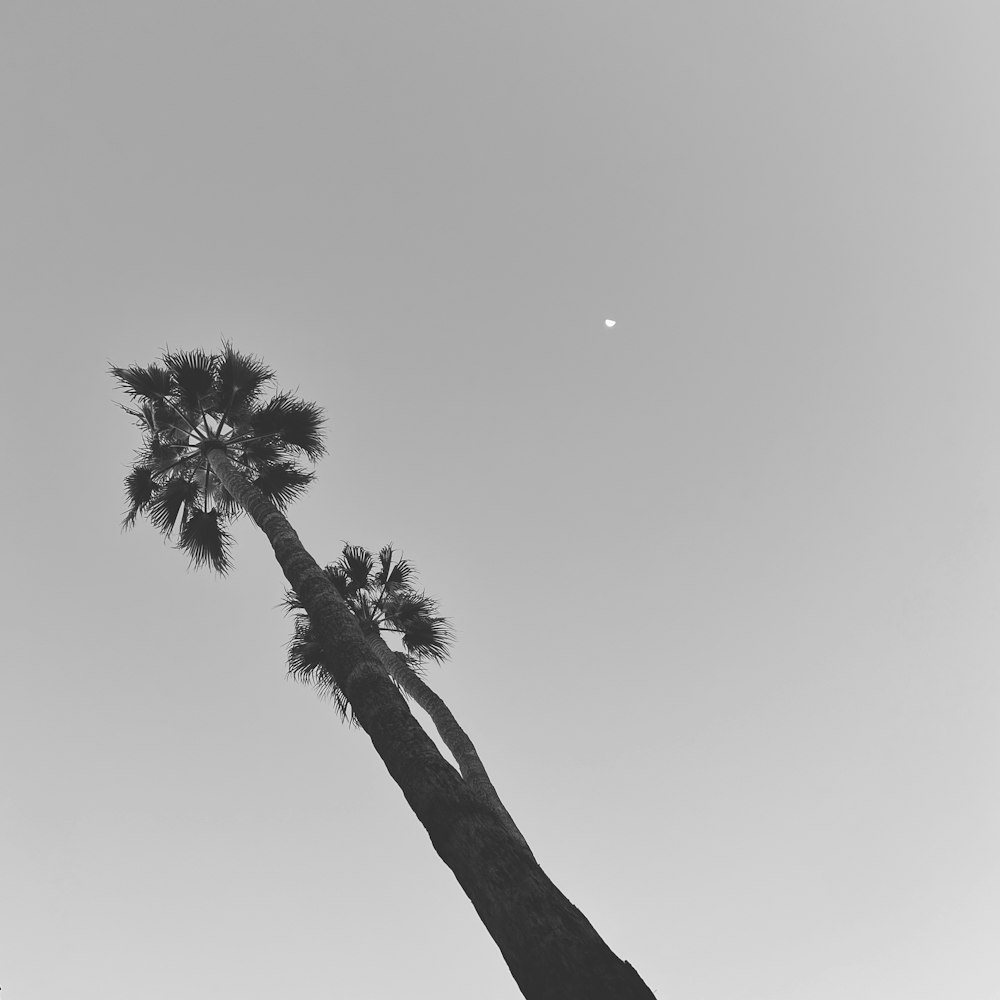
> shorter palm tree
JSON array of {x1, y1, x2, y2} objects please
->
[{"x1": 285, "y1": 543, "x2": 529, "y2": 851}]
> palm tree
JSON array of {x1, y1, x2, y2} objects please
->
[
  {"x1": 112, "y1": 344, "x2": 655, "y2": 1000},
  {"x1": 284, "y1": 542, "x2": 530, "y2": 851}
]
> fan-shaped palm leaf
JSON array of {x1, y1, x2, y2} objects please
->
[
  {"x1": 110, "y1": 364, "x2": 173, "y2": 401},
  {"x1": 400, "y1": 618, "x2": 452, "y2": 662},
  {"x1": 147, "y1": 478, "x2": 200, "y2": 535},
  {"x1": 387, "y1": 592, "x2": 453, "y2": 662},
  {"x1": 377, "y1": 544, "x2": 395, "y2": 582},
  {"x1": 325, "y1": 564, "x2": 352, "y2": 601},
  {"x1": 235, "y1": 434, "x2": 284, "y2": 466},
  {"x1": 122, "y1": 466, "x2": 157, "y2": 528},
  {"x1": 286, "y1": 616, "x2": 356, "y2": 725},
  {"x1": 163, "y1": 349, "x2": 218, "y2": 412},
  {"x1": 178, "y1": 508, "x2": 232, "y2": 573},
  {"x1": 250, "y1": 393, "x2": 326, "y2": 460},
  {"x1": 374, "y1": 545, "x2": 413, "y2": 592},
  {"x1": 340, "y1": 545, "x2": 374, "y2": 593},
  {"x1": 254, "y1": 462, "x2": 314, "y2": 510},
  {"x1": 216, "y1": 343, "x2": 274, "y2": 413}
]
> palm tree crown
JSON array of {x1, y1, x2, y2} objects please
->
[
  {"x1": 285, "y1": 543, "x2": 453, "y2": 723},
  {"x1": 111, "y1": 344, "x2": 325, "y2": 572}
]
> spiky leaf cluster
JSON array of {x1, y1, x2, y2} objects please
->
[
  {"x1": 285, "y1": 544, "x2": 453, "y2": 720},
  {"x1": 112, "y1": 343, "x2": 325, "y2": 573}
]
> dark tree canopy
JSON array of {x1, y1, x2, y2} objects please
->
[{"x1": 111, "y1": 344, "x2": 325, "y2": 572}]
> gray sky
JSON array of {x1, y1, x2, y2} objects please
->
[{"x1": 3, "y1": 2, "x2": 999, "y2": 997}]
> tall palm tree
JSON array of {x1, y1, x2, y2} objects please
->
[
  {"x1": 284, "y1": 542, "x2": 530, "y2": 851},
  {"x1": 112, "y1": 344, "x2": 655, "y2": 1000}
]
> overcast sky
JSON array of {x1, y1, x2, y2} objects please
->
[{"x1": 2, "y1": 3, "x2": 999, "y2": 998}]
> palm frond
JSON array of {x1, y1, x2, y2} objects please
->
[
  {"x1": 163, "y1": 349, "x2": 218, "y2": 412},
  {"x1": 375, "y1": 550, "x2": 413, "y2": 592},
  {"x1": 376, "y1": 544, "x2": 395, "y2": 583},
  {"x1": 236, "y1": 435, "x2": 283, "y2": 467},
  {"x1": 110, "y1": 364, "x2": 173, "y2": 400},
  {"x1": 280, "y1": 587, "x2": 302, "y2": 614},
  {"x1": 147, "y1": 477, "x2": 201, "y2": 536},
  {"x1": 217, "y1": 343, "x2": 274, "y2": 412},
  {"x1": 324, "y1": 564, "x2": 353, "y2": 601},
  {"x1": 400, "y1": 615, "x2": 453, "y2": 662},
  {"x1": 286, "y1": 616, "x2": 356, "y2": 725},
  {"x1": 251, "y1": 392, "x2": 326, "y2": 460},
  {"x1": 385, "y1": 590, "x2": 438, "y2": 625},
  {"x1": 177, "y1": 508, "x2": 232, "y2": 573},
  {"x1": 286, "y1": 617, "x2": 326, "y2": 681},
  {"x1": 388, "y1": 592, "x2": 454, "y2": 662},
  {"x1": 122, "y1": 466, "x2": 157, "y2": 529},
  {"x1": 253, "y1": 462, "x2": 314, "y2": 510},
  {"x1": 339, "y1": 545, "x2": 374, "y2": 592}
]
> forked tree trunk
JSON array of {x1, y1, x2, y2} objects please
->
[
  {"x1": 207, "y1": 448, "x2": 656, "y2": 1000},
  {"x1": 366, "y1": 631, "x2": 533, "y2": 855}
]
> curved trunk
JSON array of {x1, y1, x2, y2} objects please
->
[
  {"x1": 207, "y1": 449, "x2": 656, "y2": 1000},
  {"x1": 366, "y1": 631, "x2": 533, "y2": 855}
]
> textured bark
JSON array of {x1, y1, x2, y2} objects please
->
[
  {"x1": 367, "y1": 631, "x2": 533, "y2": 855},
  {"x1": 207, "y1": 448, "x2": 656, "y2": 1000}
]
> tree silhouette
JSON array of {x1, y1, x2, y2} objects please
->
[{"x1": 112, "y1": 343, "x2": 655, "y2": 1000}]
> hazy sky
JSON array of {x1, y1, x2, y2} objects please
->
[{"x1": 3, "y1": 3, "x2": 999, "y2": 998}]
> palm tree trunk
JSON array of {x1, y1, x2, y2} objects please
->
[
  {"x1": 366, "y1": 631, "x2": 533, "y2": 855},
  {"x1": 207, "y1": 448, "x2": 657, "y2": 1000}
]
